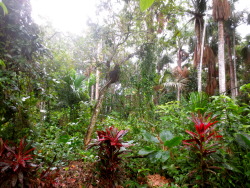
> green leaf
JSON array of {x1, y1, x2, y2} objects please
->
[
  {"x1": 159, "y1": 130, "x2": 173, "y2": 142},
  {"x1": 138, "y1": 168, "x2": 151, "y2": 173},
  {"x1": 140, "y1": 0, "x2": 155, "y2": 11},
  {"x1": 245, "y1": 171, "x2": 250, "y2": 177},
  {"x1": 142, "y1": 131, "x2": 159, "y2": 143},
  {"x1": 235, "y1": 133, "x2": 250, "y2": 149},
  {"x1": 152, "y1": 151, "x2": 162, "y2": 160},
  {"x1": 57, "y1": 135, "x2": 70, "y2": 144},
  {"x1": 164, "y1": 136, "x2": 182, "y2": 148},
  {"x1": 222, "y1": 163, "x2": 241, "y2": 173},
  {"x1": 161, "y1": 151, "x2": 170, "y2": 162},
  {"x1": 247, "y1": 152, "x2": 250, "y2": 158},
  {"x1": 0, "y1": 60, "x2": 5, "y2": 67},
  {"x1": 240, "y1": 134, "x2": 250, "y2": 147},
  {"x1": 138, "y1": 147, "x2": 155, "y2": 155},
  {"x1": 0, "y1": 2, "x2": 8, "y2": 15}
]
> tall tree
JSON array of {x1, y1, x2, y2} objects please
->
[
  {"x1": 189, "y1": 0, "x2": 207, "y2": 92},
  {"x1": 212, "y1": 0, "x2": 231, "y2": 94}
]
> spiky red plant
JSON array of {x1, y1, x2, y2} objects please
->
[
  {"x1": 89, "y1": 126, "x2": 130, "y2": 187},
  {"x1": 183, "y1": 114, "x2": 223, "y2": 187}
]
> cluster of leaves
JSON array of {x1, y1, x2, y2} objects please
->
[
  {"x1": 0, "y1": 137, "x2": 59, "y2": 187},
  {"x1": 88, "y1": 126, "x2": 131, "y2": 187},
  {"x1": 33, "y1": 123, "x2": 84, "y2": 166},
  {"x1": 138, "y1": 130, "x2": 182, "y2": 169}
]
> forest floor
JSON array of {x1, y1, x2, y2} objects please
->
[{"x1": 56, "y1": 160, "x2": 174, "y2": 188}]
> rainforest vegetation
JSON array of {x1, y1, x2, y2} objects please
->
[{"x1": 0, "y1": 0, "x2": 250, "y2": 187}]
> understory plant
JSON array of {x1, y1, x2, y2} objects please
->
[
  {"x1": 183, "y1": 113, "x2": 223, "y2": 187},
  {"x1": 0, "y1": 137, "x2": 59, "y2": 187},
  {"x1": 138, "y1": 130, "x2": 182, "y2": 171},
  {"x1": 88, "y1": 126, "x2": 131, "y2": 188}
]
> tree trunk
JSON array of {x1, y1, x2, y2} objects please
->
[
  {"x1": 226, "y1": 36, "x2": 236, "y2": 98},
  {"x1": 233, "y1": 30, "x2": 238, "y2": 96},
  {"x1": 84, "y1": 83, "x2": 110, "y2": 146},
  {"x1": 198, "y1": 17, "x2": 207, "y2": 93},
  {"x1": 177, "y1": 86, "x2": 180, "y2": 101},
  {"x1": 95, "y1": 69, "x2": 100, "y2": 100},
  {"x1": 90, "y1": 85, "x2": 94, "y2": 101},
  {"x1": 84, "y1": 49, "x2": 143, "y2": 146},
  {"x1": 218, "y1": 20, "x2": 226, "y2": 94}
]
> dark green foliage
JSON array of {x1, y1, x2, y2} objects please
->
[
  {"x1": 0, "y1": 0, "x2": 47, "y2": 140},
  {"x1": 138, "y1": 130, "x2": 182, "y2": 165},
  {"x1": 182, "y1": 92, "x2": 210, "y2": 114}
]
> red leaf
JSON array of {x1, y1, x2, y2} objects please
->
[
  {"x1": 185, "y1": 130, "x2": 198, "y2": 137},
  {"x1": 13, "y1": 163, "x2": 19, "y2": 172}
]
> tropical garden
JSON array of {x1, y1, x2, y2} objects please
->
[{"x1": 0, "y1": 0, "x2": 250, "y2": 187}]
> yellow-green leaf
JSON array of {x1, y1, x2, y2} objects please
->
[
  {"x1": 140, "y1": 0, "x2": 155, "y2": 11},
  {"x1": 0, "y1": 2, "x2": 8, "y2": 15}
]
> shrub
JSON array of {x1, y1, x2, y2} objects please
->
[
  {"x1": 88, "y1": 126, "x2": 131, "y2": 187},
  {"x1": 183, "y1": 113, "x2": 223, "y2": 187},
  {"x1": 0, "y1": 137, "x2": 59, "y2": 187}
]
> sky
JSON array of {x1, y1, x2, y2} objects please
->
[
  {"x1": 234, "y1": 0, "x2": 250, "y2": 38},
  {"x1": 31, "y1": 0, "x2": 250, "y2": 37},
  {"x1": 31, "y1": 0, "x2": 98, "y2": 34}
]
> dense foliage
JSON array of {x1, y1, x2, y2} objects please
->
[{"x1": 0, "y1": 0, "x2": 250, "y2": 187}]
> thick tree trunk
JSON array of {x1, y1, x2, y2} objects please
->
[{"x1": 218, "y1": 21, "x2": 226, "y2": 94}]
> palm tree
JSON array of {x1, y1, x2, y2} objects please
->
[
  {"x1": 164, "y1": 67, "x2": 189, "y2": 101},
  {"x1": 188, "y1": 0, "x2": 207, "y2": 92},
  {"x1": 212, "y1": 0, "x2": 231, "y2": 94}
]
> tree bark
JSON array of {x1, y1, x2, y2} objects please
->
[
  {"x1": 84, "y1": 82, "x2": 110, "y2": 146},
  {"x1": 90, "y1": 85, "x2": 94, "y2": 101},
  {"x1": 95, "y1": 69, "x2": 100, "y2": 100},
  {"x1": 218, "y1": 21, "x2": 226, "y2": 94},
  {"x1": 226, "y1": 36, "x2": 236, "y2": 98},
  {"x1": 233, "y1": 30, "x2": 238, "y2": 96},
  {"x1": 198, "y1": 16, "x2": 207, "y2": 93}
]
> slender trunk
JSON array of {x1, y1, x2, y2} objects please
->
[
  {"x1": 198, "y1": 17, "x2": 207, "y2": 93},
  {"x1": 90, "y1": 85, "x2": 94, "y2": 101},
  {"x1": 177, "y1": 48, "x2": 182, "y2": 68},
  {"x1": 226, "y1": 37, "x2": 236, "y2": 98},
  {"x1": 84, "y1": 82, "x2": 111, "y2": 146},
  {"x1": 233, "y1": 30, "x2": 238, "y2": 96},
  {"x1": 218, "y1": 21, "x2": 226, "y2": 94},
  {"x1": 177, "y1": 86, "x2": 180, "y2": 101},
  {"x1": 95, "y1": 69, "x2": 100, "y2": 100},
  {"x1": 84, "y1": 50, "x2": 142, "y2": 146}
]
